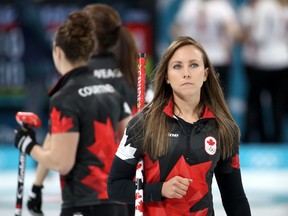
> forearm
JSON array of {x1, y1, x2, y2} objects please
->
[
  {"x1": 32, "y1": 133, "x2": 52, "y2": 184},
  {"x1": 30, "y1": 145, "x2": 64, "y2": 173},
  {"x1": 29, "y1": 133, "x2": 63, "y2": 173},
  {"x1": 34, "y1": 163, "x2": 49, "y2": 186},
  {"x1": 30, "y1": 132, "x2": 78, "y2": 175}
]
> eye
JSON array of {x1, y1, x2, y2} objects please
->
[
  {"x1": 190, "y1": 63, "x2": 198, "y2": 68},
  {"x1": 173, "y1": 64, "x2": 181, "y2": 69}
]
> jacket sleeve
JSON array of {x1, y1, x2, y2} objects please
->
[
  {"x1": 108, "y1": 156, "x2": 164, "y2": 204},
  {"x1": 108, "y1": 110, "x2": 164, "y2": 203},
  {"x1": 215, "y1": 168, "x2": 251, "y2": 216},
  {"x1": 214, "y1": 142, "x2": 251, "y2": 216}
]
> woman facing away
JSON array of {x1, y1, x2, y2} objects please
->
[
  {"x1": 14, "y1": 11, "x2": 131, "y2": 216},
  {"x1": 82, "y1": 4, "x2": 140, "y2": 216},
  {"x1": 108, "y1": 36, "x2": 251, "y2": 216},
  {"x1": 82, "y1": 3, "x2": 138, "y2": 114},
  {"x1": 25, "y1": 4, "x2": 138, "y2": 216}
]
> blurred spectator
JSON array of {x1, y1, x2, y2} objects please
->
[
  {"x1": 170, "y1": 0, "x2": 241, "y2": 98},
  {"x1": 238, "y1": 0, "x2": 288, "y2": 143},
  {"x1": 14, "y1": 0, "x2": 53, "y2": 134},
  {"x1": 282, "y1": 0, "x2": 288, "y2": 119}
]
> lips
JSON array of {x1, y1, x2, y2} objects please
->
[{"x1": 181, "y1": 82, "x2": 193, "y2": 86}]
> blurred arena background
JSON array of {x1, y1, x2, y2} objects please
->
[{"x1": 1, "y1": 0, "x2": 288, "y2": 215}]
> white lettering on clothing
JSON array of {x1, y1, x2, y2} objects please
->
[
  {"x1": 78, "y1": 84, "x2": 115, "y2": 97},
  {"x1": 93, "y1": 68, "x2": 123, "y2": 79},
  {"x1": 168, "y1": 133, "x2": 179, "y2": 137}
]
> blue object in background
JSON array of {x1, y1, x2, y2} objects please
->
[
  {"x1": 0, "y1": 145, "x2": 35, "y2": 171},
  {"x1": 240, "y1": 144, "x2": 288, "y2": 169}
]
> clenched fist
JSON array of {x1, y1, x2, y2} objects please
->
[{"x1": 161, "y1": 176, "x2": 192, "y2": 199}]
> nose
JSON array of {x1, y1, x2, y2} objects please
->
[
  {"x1": 183, "y1": 74, "x2": 190, "y2": 78},
  {"x1": 183, "y1": 67, "x2": 191, "y2": 79}
]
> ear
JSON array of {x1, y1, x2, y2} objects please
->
[
  {"x1": 54, "y1": 46, "x2": 63, "y2": 59},
  {"x1": 203, "y1": 68, "x2": 209, "y2": 81},
  {"x1": 52, "y1": 46, "x2": 65, "y2": 74},
  {"x1": 166, "y1": 75, "x2": 170, "y2": 84}
]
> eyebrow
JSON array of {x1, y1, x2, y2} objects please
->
[{"x1": 170, "y1": 59, "x2": 199, "y2": 64}]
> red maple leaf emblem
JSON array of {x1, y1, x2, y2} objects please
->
[
  {"x1": 50, "y1": 107, "x2": 74, "y2": 133},
  {"x1": 87, "y1": 117, "x2": 117, "y2": 173},
  {"x1": 207, "y1": 138, "x2": 215, "y2": 146},
  {"x1": 231, "y1": 154, "x2": 240, "y2": 169},
  {"x1": 135, "y1": 192, "x2": 143, "y2": 200},
  {"x1": 136, "y1": 163, "x2": 143, "y2": 170},
  {"x1": 144, "y1": 157, "x2": 212, "y2": 215},
  {"x1": 143, "y1": 154, "x2": 160, "y2": 183},
  {"x1": 81, "y1": 166, "x2": 108, "y2": 199},
  {"x1": 81, "y1": 118, "x2": 117, "y2": 198},
  {"x1": 136, "y1": 199, "x2": 144, "y2": 213}
]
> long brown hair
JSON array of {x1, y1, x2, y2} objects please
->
[
  {"x1": 143, "y1": 36, "x2": 240, "y2": 159},
  {"x1": 82, "y1": 3, "x2": 137, "y2": 88}
]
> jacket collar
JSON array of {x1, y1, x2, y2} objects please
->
[
  {"x1": 48, "y1": 66, "x2": 89, "y2": 97},
  {"x1": 163, "y1": 97, "x2": 215, "y2": 119}
]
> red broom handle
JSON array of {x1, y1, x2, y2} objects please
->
[
  {"x1": 135, "y1": 53, "x2": 146, "y2": 216},
  {"x1": 137, "y1": 53, "x2": 146, "y2": 111}
]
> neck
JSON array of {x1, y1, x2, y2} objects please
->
[
  {"x1": 173, "y1": 95, "x2": 201, "y2": 124},
  {"x1": 60, "y1": 61, "x2": 87, "y2": 76}
]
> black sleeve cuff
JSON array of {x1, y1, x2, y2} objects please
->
[
  {"x1": 26, "y1": 142, "x2": 37, "y2": 155},
  {"x1": 144, "y1": 182, "x2": 164, "y2": 202}
]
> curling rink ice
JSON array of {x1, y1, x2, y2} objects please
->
[{"x1": 1, "y1": 145, "x2": 288, "y2": 216}]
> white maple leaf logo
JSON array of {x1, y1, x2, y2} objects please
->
[
  {"x1": 116, "y1": 128, "x2": 137, "y2": 160},
  {"x1": 123, "y1": 102, "x2": 131, "y2": 114}
]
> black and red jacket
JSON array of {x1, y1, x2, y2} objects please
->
[
  {"x1": 108, "y1": 98, "x2": 251, "y2": 216},
  {"x1": 48, "y1": 66, "x2": 131, "y2": 209}
]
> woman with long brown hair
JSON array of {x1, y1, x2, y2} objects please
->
[{"x1": 108, "y1": 36, "x2": 251, "y2": 216}]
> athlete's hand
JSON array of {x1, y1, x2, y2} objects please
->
[
  {"x1": 14, "y1": 126, "x2": 37, "y2": 155},
  {"x1": 161, "y1": 176, "x2": 192, "y2": 199},
  {"x1": 27, "y1": 184, "x2": 44, "y2": 216}
]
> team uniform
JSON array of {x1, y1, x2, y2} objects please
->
[
  {"x1": 48, "y1": 66, "x2": 131, "y2": 215},
  {"x1": 108, "y1": 98, "x2": 250, "y2": 216},
  {"x1": 89, "y1": 52, "x2": 137, "y2": 114},
  {"x1": 89, "y1": 51, "x2": 137, "y2": 216}
]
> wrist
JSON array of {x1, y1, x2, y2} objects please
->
[
  {"x1": 26, "y1": 141, "x2": 37, "y2": 155},
  {"x1": 32, "y1": 184, "x2": 43, "y2": 192}
]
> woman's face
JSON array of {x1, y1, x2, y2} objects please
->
[{"x1": 166, "y1": 45, "x2": 208, "y2": 100}]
